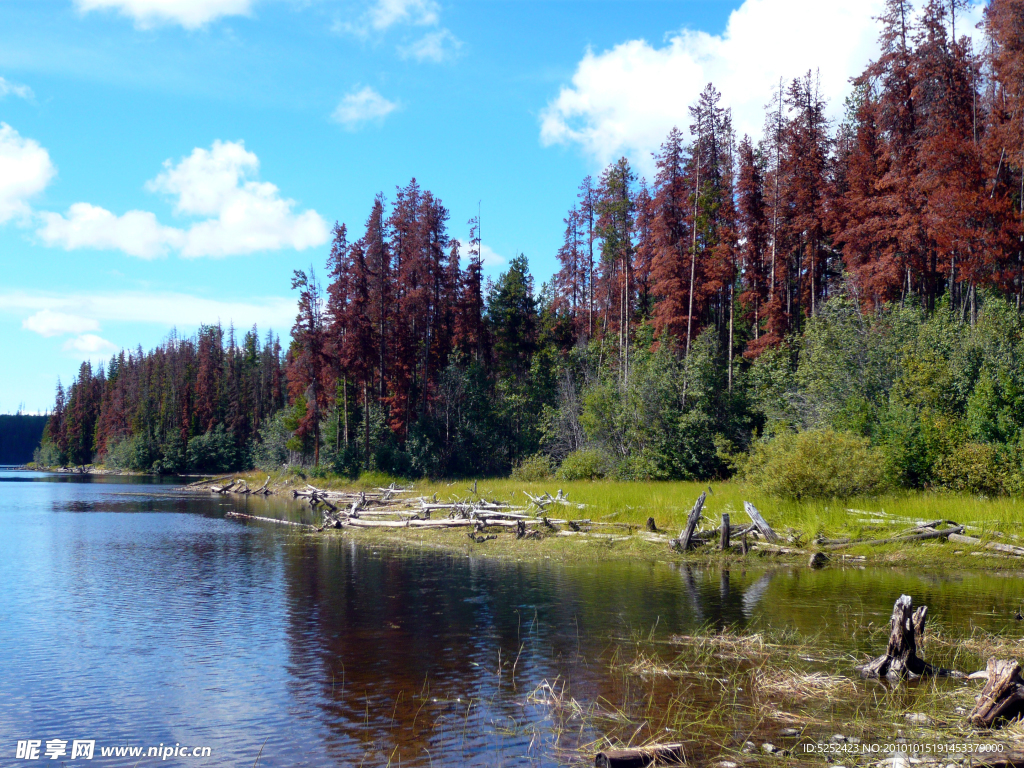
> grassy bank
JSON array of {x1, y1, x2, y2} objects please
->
[{"x1": 204, "y1": 469, "x2": 1024, "y2": 570}]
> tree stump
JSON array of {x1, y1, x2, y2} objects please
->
[
  {"x1": 858, "y1": 595, "x2": 951, "y2": 679},
  {"x1": 968, "y1": 658, "x2": 1024, "y2": 727},
  {"x1": 671, "y1": 492, "x2": 706, "y2": 552}
]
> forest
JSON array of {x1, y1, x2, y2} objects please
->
[
  {"x1": 34, "y1": 0, "x2": 1024, "y2": 495},
  {"x1": 0, "y1": 415, "x2": 48, "y2": 465}
]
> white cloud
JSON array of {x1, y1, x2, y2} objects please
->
[
  {"x1": 0, "y1": 123, "x2": 56, "y2": 225},
  {"x1": 332, "y1": 86, "x2": 399, "y2": 129},
  {"x1": 36, "y1": 140, "x2": 329, "y2": 259},
  {"x1": 22, "y1": 310, "x2": 101, "y2": 337},
  {"x1": 541, "y1": 0, "x2": 985, "y2": 172},
  {"x1": 368, "y1": 0, "x2": 438, "y2": 30},
  {"x1": 0, "y1": 77, "x2": 33, "y2": 100},
  {"x1": 399, "y1": 28, "x2": 461, "y2": 62},
  {"x1": 339, "y1": 0, "x2": 439, "y2": 35},
  {"x1": 63, "y1": 334, "x2": 118, "y2": 355},
  {"x1": 458, "y1": 242, "x2": 506, "y2": 271},
  {"x1": 0, "y1": 290, "x2": 298, "y2": 334},
  {"x1": 74, "y1": 0, "x2": 253, "y2": 29},
  {"x1": 37, "y1": 203, "x2": 181, "y2": 259}
]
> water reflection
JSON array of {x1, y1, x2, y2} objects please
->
[{"x1": 2, "y1": 472, "x2": 1024, "y2": 766}]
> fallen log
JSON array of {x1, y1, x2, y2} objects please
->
[
  {"x1": 186, "y1": 475, "x2": 233, "y2": 488},
  {"x1": 750, "y1": 543, "x2": 801, "y2": 555},
  {"x1": 825, "y1": 523, "x2": 963, "y2": 550},
  {"x1": 857, "y1": 594, "x2": 961, "y2": 679},
  {"x1": 594, "y1": 743, "x2": 685, "y2": 767},
  {"x1": 671, "y1": 492, "x2": 707, "y2": 552},
  {"x1": 252, "y1": 476, "x2": 271, "y2": 495},
  {"x1": 949, "y1": 532, "x2": 1024, "y2": 557},
  {"x1": 210, "y1": 481, "x2": 237, "y2": 494},
  {"x1": 968, "y1": 658, "x2": 1024, "y2": 727},
  {"x1": 743, "y1": 502, "x2": 779, "y2": 543},
  {"x1": 225, "y1": 511, "x2": 315, "y2": 529}
]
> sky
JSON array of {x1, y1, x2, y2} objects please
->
[{"x1": 0, "y1": 0, "x2": 985, "y2": 413}]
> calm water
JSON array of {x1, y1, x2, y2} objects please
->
[{"x1": 3, "y1": 472, "x2": 1024, "y2": 766}]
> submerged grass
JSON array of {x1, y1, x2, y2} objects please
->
[{"x1": 572, "y1": 621, "x2": 1024, "y2": 766}]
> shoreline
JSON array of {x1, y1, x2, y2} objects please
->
[{"x1": 177, "y1": 469, "x2": 1024, "y2": 572}]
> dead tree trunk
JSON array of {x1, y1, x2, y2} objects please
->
[
  {"x1": 671, "y1": 492, "x2": 707, "y2": 552},
  {"x1": 969, "y1": 658, "x2": 1024, "y2": 727},
  {"x1": 743, "y1": 501, "x2": 779, "y2": 543},
  {"x1": 858, "y1": 595, "x2": 956, "y2": 679}
]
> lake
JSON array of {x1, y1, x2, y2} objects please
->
[{"x1": 2, "y1": 471, "x2": 1022, "y2": 766}]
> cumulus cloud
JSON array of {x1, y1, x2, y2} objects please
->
[
  {"x1": 0, "y1": 123, "x2": 56, "y2": 225},
  {"x1": 37, "y1": 204, "x2": 180, "y2": 259},
  {"x1": 64, "y1": 334, "x2": 118, "y2": 355},
  {"x1": 36, "y1": 140, "x2": 329, "y2": 259},
  {"x1": 74, "y1": 0, "x2": 253, "y2": 29},
  {"x1": 0, "y1": 77, "x2": 33, "y2": 100},
  {"x1": 399, "y1": 28, "x2": 462, "y2": 63},
  {"x1": 0, "y1": 290, "x2": 298, "y2": 333},
  {"x1": 332, "y1": 86, "x2": 399, "y2": 129},
  {"x1": 540, "y1": 0, "x2": 984, "y2": 172},
  {"x1": 22, "y1": 310, "x2": 101, "y2": 337}
]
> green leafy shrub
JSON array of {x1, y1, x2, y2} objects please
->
[
  {"x1": 511, "y1": 454, "x2": 553, "y2": 481},
  {"x1": 556, "y1": 448, "x2": 613, "y2": 481},
  {"x1": 33, "y1": 441, "x2": 65, "y2": 468},
  {"x1": 744, "y1": 428, "x2": 887, "y2": 499},
  {"x1": 253, "y1": 411, "x2": 291, "y2": 471},
  {"x1": 187, "y1": 424, "x2": 246, "y2": 473},
  {"x1": 933, "y1": 442, "x2": 1008, "y2": 495},
  {"x1": 104, "y1": 433, "x2": 159, "y2": 471}
]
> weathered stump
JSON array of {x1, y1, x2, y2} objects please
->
[
  {"x1": 671, "y1": 493, "x2": 707, "y2": 552},
  {"x1": 857, "y1": 595, "x2": 951, "y2": 679},
  {"x1": 720, "y1": 513, "x2": 730, "y2": 550},
  {"x1": 968, "y1": 658, "x2": 1024, "y2": 727},
  {"x1": 743, "y1": 501, "x2": 779, "y2": 543},
  {"x1": 595, "y1": 743, "x2": 685, "y2": 767}
]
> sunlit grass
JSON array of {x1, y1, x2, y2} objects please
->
[{"x1": 215, "y1": 469, "x2": 1024, "y2": 567}]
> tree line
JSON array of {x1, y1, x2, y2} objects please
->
[
  {"x1": 37, "y1": 326, "x2": 285, "y2": 473},
  {"x1": 37, "y1": 0, "x2": 1024, "y2": 492}
]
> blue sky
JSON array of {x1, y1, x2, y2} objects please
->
[{"x1": 0, "y1": 0, "x2": 976, "y2": 413}]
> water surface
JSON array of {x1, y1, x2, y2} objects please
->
[{"x1": 2, "y1": 472, "x2": 1022, "y2": 766}]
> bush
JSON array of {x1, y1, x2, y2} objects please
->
[
  {"x1": 744, "y1": 428, "x2": 887, "y2": 499},
  {"x1": 104, "y1": 433, "x2": 158, "y2": 471},
  {"x1": 511, "y1": 454, "x2": 553, "y2": 481},
  {"x1": 556, "y1": 448, "x2": 613, "y2": 481},
  {"x1": 187, "y1": 424, "x2": 246, "y2": 473},
  {"x1": 933, "y1": 443, "x2": 1008, "y2": 495},
  {"x1": 33, "y1": 441, "x2": 65, "y2": 468},
  {"x1": 253, "y1": 412, "x2": 291, "y2": 471}
]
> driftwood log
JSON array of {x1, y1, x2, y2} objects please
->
[
  {"x1": 968, "y1": 658, "x2": 1024, "y2": 727},
  {"x1": 671, "y1": 493, "x2": 707, "y2": 552},
  {"x1": 825, "y1": 521, "x2": 963, "y2": 550},
  {"x1": 858, "y1": 595, "x2": 959, "y2": 679},
  {"x1": 595, "y1": 743, "x2": 685, "y2": 768},
  {"x1": 743, "y1": 502, "x2": 779, "y2": 543}
]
